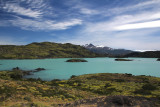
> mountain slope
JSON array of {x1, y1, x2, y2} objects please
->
[
  {"x1": 84, "y1": 44, "x2": 133, "y2": 55},
  {"x1": 124, "y1": 51, "x2": 160, "y2": 58},
  {"x1": 0, "y1": 42, "x2": 98, "y2": 59}
]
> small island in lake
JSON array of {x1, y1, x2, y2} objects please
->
[
  {"x1": 115, "y1": 58, "x2": 133, "y2": 61},
  {"x1": 157, "y1": 58, "x2": 160, "y2": 61},
  {"x1": 35, "y1": 68, "x2": 46, "y2": 71},
  {"x1": 66, "y1": 59, "x2": 88, "y2": 62}
]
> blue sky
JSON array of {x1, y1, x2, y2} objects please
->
[{"x1": 0, "y1": 0, "x2": 160, "y2": 50}]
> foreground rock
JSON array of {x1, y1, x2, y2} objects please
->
[
  {"x1": 12, "y1": 67, "x2": 20, "y2": 70},
  {"x1": 60, "y1": 96, "x2": 159, "y2": 107},
  {"x1": 157, "y1": 58, "x2": 160, "y2": 61},
  {"x1": 66, "y1": 59, "x2": 88, "y2": 62},
  {"x1": 115, "y1": 58, "x2": 133, "y2": 61}
]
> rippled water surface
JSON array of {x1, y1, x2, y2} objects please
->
[{"x1": 0, "y1": 58, "x2": 159, "y2": 81}]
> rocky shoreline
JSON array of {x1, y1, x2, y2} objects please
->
[{"x1": 12, "y1": 67, "x2": 46, "y2": 76}]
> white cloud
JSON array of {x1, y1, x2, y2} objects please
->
[
  {"x1": 113, "y1": 12, "x2": 160, "y2": 24},
  {"x1": 84, "y1": 11, "x2": 160, "y2": 33},
  {"x1": 66, "y1": 0, "x2": 100, "y2": 16},
  {"x1": 25, "y1": 0, "x2": 48, "y2": 9},
  {"x1": 107, "y1": 0, "x2": 160, "y2": 16},
  {"x1": 50, "y1": 19, "x2": 82, "y2": 30},
  {"x1": 115, "y1": 20, "x2": 160, "y2": 30},
  {"x1": 80, "y1": 8, "x2": 98, "y2": 15},
  {"x1": 9, "y1": 17, "x2": 82, "y2": 31},
  {"x1": 0, "y1": 0, "x2": 81, "y2": 31},
  {"x1": 2, "y1": 3, "x2": 42, "y2": 18},
  {"x1": 132, "y1": 0, "x2": 160, "y2": 9}
]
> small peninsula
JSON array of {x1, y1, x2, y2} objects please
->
[{"x1": 10, "y1": 67, "x2": 46, "y2": 77}]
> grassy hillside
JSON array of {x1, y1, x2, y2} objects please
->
[
  {"x1": 0, "y1": 42, "x2": 99, "y2": 59},
  {"x1": 0, "y1": 70, "x2": 160, "y2": 106}
]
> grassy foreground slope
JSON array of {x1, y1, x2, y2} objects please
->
[
  {"x1": 0, "y1": 42, "x2": 99, "y2": 59},
  {"x1": 0, "y1": 70, "x2": 160, "y2": 106}
]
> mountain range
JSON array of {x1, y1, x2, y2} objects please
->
[
  {"x1": 83, "y1": 43, "x2": 133, "y2": 55},
  {"x1": 0, "y1": 42, "x2": 159, "y2": 59}
]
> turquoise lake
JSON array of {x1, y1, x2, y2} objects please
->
[{"x1": 0, "y1": 58, "x2": 159, "y2": 81}]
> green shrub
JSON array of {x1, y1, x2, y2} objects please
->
[
  {"x1": 134, "y1": 83, "x2": 157, "y2": 95},
  {"x1": 134, "y1": 89, "x2": 151, "y2": 95},
  {"x1": 104, "y1": 83, "x2": 112, "y2": 88},
  {"x1": 115, "y1": 79, "x2": 125, "y2": 82},
  {"x1": 10, "y1": 70, "x2": 23, "y2": 79},
  {"x1": 70, "y1": 75, "x2": 77, "y2": 79},
  {"x1": 142, "y1": 83, "x2": 157, "y2": 90},
  {"x1": 24, "y1": 96, "x2": 32, "y2": 101}
]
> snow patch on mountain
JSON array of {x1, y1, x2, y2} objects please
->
[{"x1": 83, "y1": 43, "x2": 133, "y2": 55}]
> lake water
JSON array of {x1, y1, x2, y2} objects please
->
[{"x1": 0, "y1": 58, "x2": 159, "y2": 81}]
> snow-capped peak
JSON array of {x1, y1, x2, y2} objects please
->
[
  {"x1": 96, "y1": 45, "x2": 104, "y2": 48},
  {"x1": 84, "y1": 43, "x2": 95, "y2": 48}
]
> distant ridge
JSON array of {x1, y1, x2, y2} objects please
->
[
  {"x1": 0, "y1": 42, "x2": 99, "y2": 59},
  {"x1": 124, "y1": 51, "x2": 160, "y2": 58},
  {"x1": 135, "y1": 50, "x2": 158, "y2": 52},
  {"x1": 83, "y1": 43, "x2": 133, "y2": 55},
  {"x1": 0, "y1": 42, "x2": 158, "y2": 59}
]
